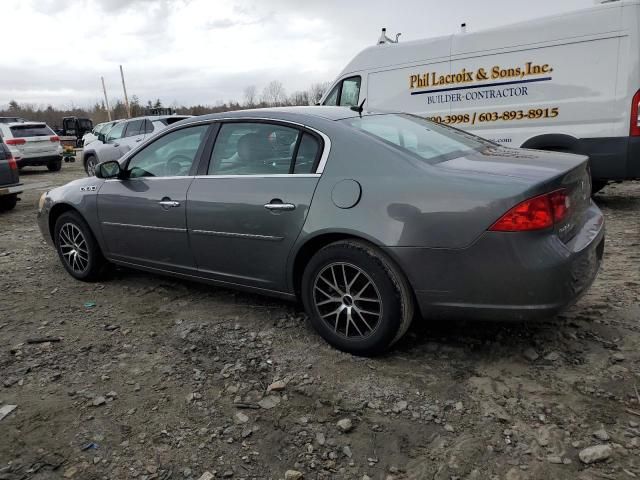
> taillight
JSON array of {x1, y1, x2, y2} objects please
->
[
  {"x1": 5, "y1": 138, "x2": 26, "y2": 146},
  {"x1": 631, "y1": 89, "x2": 640, "y2": 136},
  {"x1": 50, "y1": 136, "x2": 60, "y2": 142},
  {"x1": 489, "y1": 190, "x2": 569, "y2": 232}
]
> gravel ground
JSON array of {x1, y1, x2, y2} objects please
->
[{"x1": 0, "y1": 160, "x2": 639, "y2": 480}]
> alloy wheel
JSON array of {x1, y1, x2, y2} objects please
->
[
  {"x1": 312, "y1": 262, "x2": 383, "y2": 339},
  {"x1": 86, "y1": 158, "x2": 96, "y2": 176},
  {"x1": 58, "y1": 223, "x2": 89, "y2": 273}
]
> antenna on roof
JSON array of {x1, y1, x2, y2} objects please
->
[{"x1": 377, "y1": 28, "x2": 401, "y2": 45}]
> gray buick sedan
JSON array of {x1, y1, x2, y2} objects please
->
[{"x1": 37, "y1": 107, "x2": 604, "y2": 355}]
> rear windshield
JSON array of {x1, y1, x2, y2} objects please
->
[
  {"x1": 341, "y1": 114, "x2": 487, "y2": 164},
  {"x1": 10, "y1": 124, "x2": 53, "y2": 138}
]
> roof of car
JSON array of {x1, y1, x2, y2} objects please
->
[
  {"x1": 124, "y1": 115, "x2": 191, "y2": 121},
  {"x1": 190, "y1": 106, "x2": 386, "y2": 124},
  {"x1": 5, "y1": 121, "x2": 47, "y2": 127}
]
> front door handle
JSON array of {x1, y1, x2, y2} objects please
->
[
  {"x1": 264, "y1": 201, "x2": 295, "y2": 212},
  {"x1": 158, "y1": 199, "x2": 180, "y2": 208}
]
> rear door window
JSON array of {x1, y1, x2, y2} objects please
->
[
  {"x1": 208, "y1": 122, "x2": 301, "y2": 175},
  {"x1": 124, "y1": 120, "x2": 144, "y2": 138},
  {"x1": 10, "y1": 124, "x2": 53, "y2": 137}
]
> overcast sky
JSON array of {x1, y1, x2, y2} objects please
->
[{"x1": 3, "y1": 0, "x2": 595, "y2": 108}]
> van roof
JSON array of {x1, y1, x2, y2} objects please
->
[{"x1": 339, "y1": 0, "x2": 637, "y2": 76}]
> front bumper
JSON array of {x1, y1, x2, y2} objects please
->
[{"x1": 387, "y1": 202, "x2": 605, "y2": 321}]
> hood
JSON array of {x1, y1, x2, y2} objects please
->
[{"x1": 435, "y1": 146, "x2": 589, "y2": 182}]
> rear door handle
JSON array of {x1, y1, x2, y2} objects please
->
[
  {"x1": 264, "y1": 202, "x2": 295, "y2": 212},
  {"x1": 158, "y1": 200, "x2": 180, "y2": 208}
]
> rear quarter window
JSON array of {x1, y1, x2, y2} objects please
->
[{"x1": 10, "y1": 124, "x2": 53, "y2": 138}]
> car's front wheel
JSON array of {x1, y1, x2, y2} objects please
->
[
  {"x1": 301, "y1": 240, "x2": 415, "y2": 356},
  {"x1": 85, "y1": 155, "x2": 97, "y2": 176},
  {"x1": 54, "y1": 211, "x2": 105, "y2": 281}
]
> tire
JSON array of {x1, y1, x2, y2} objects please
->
[
  {"x1": 54, "y1": 211, "x2": 105, "y2": 281},
  {"x1": 85, "y1": 155, "x2": 97, "y2": 176},
  {"x1": 47, "y1": 159, "x2": 62, "y2": 172},
  {"x1": 0, "y1": 194, "x2": 18, "y2": 212},
  {"x1": 301, "y1": 240, "x2": 415, "y2": 356}
]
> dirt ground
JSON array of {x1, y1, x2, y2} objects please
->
[{"x1": 0, "y1": 160, "x2": 639, "y2": 480}]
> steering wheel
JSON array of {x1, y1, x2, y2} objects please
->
[{"x1": 165, "y1": 154, "x2": 192, "y2": 176}]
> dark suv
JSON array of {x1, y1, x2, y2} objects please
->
[{"x1": 0, "y1": 139, "x2": 21, "y2": 211}]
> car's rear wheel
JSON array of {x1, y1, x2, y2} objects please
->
[
  {"x1": 301, "y1": 240, "x2": 414, "y2": 356},
  {"x1": 54, "y1": 211, "x2": 105, "y2": 281},
  {"x1": 0, "y1": 194, "x2": 18, "y2": 212},
  {"x1": 47, "y1": 158, "x2": 62, "y2": 172},
  {"x1": 85, "y1": 155, "x2": 97, "y2": 176}
]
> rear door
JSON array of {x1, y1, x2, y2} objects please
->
[
  {"x1": 9, "y1": 124, "x2": 58, "y2": 158},
  {"x1": 97, "y1": 123, "x2": 212, "y2": 272},
  {"x1": 187, "y1": 121, "x2": 324, "y2": 291}
]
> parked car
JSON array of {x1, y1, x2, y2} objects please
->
[
  {"x1": 0, "y1": 122, "x2": 63, "y2": 171},
  {"x1": 37, "y1": 107, "x2": 605, "y2": 355},
  {"x1": 0, "y1": 138, "x2": 21, "y2": 211},
  {"x1": 0, "y1": 117, "x2": 27, "y2": 124},
  {"x1": 322, "y1": 0, "x2": 640, "y2": 192},
  {"x1": 82, "y1": 115, "x2": 190, "y2": 175},
  {"x1": 82, "y1": 120, "x2": 122, "y2": 148}
]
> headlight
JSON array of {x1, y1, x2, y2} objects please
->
[{"x1": 38, "y1": 192, "x2": 48, "y2": 212}]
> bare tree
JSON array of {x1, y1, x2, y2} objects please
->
[
  {"x1": 261, "y1": 80, "x2": 287, "y2": 107},
  {"x1": 243, "y1": 85, "x2": 258, "y2": 107},
  {"x1": 308, "y1": 81, "x2": 332, "y2": 105},
  {"x1": 289, "y1": 90, "x2": 310, "y2": 106}
]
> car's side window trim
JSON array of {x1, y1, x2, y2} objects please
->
[
  {"x1": 119, "y1": 121, "x2": 216, "y2": 179},
  {"x1": 200, "y1": 119, "x2": 326, "y2": 177}
]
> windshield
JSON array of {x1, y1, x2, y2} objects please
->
[{"x1": 341, "y1": 114, "x2": 488, "y2": 164}]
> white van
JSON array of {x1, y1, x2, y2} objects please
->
[{"x1": 321, "y1": 0, "x2": 640, "y2": 191}]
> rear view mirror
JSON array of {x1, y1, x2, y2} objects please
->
[{"x1": 95, "y1": 160, "x2": 121, "y2": 179}]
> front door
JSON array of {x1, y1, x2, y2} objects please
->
[
  {"x1": 187, "y1": 121, "x2": 323, "y2": 291},
  {"x1": 97, "y1": 124, "x2": 210, "y2": 272}
]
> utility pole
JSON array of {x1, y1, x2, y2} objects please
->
[
  {"x1": 120, "y1": 65, "x2": 131, "y2": 119},
  {"x1": 101, "y1": 76, "x2": 112, "y2": 121}
]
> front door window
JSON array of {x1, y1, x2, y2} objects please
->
[{"x1": 126, "y1": 125, "x2": 208, "y2": 178}]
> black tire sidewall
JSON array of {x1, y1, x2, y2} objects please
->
[
  {"x1": 301, "y1": 241, "x2": 405, "y2": 356},
  {"x1": 54, "y1": 211, "x2": 102, "y2": 281}
]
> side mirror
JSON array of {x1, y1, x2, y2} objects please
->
[
  {"x1": 95, "y1": 160, "x2": 122, "y2": 179},
  {"x1": 97, "y1": 133, "x2": 106, "y2": 143}
]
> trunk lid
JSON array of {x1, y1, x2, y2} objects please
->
[
  {"x1": 436, "y1": 146, "x2": 592, "y2": 242},
  {"x1": 10, "y1": 124, "x2": 59, "y2": 156}
]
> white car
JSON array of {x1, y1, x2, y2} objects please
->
[
  {"x1": 82, "y1": 120, "x2": 122, "y2": 148},
  {"x1": 0, "y1": 122, "x2": 63, "y2": 171},
  {"x1": 321, "y1": 0, "x2": 640, "y2": 192},
  {"x1": 82, "y1": 115, "x2": 190, "y2": 175}
]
